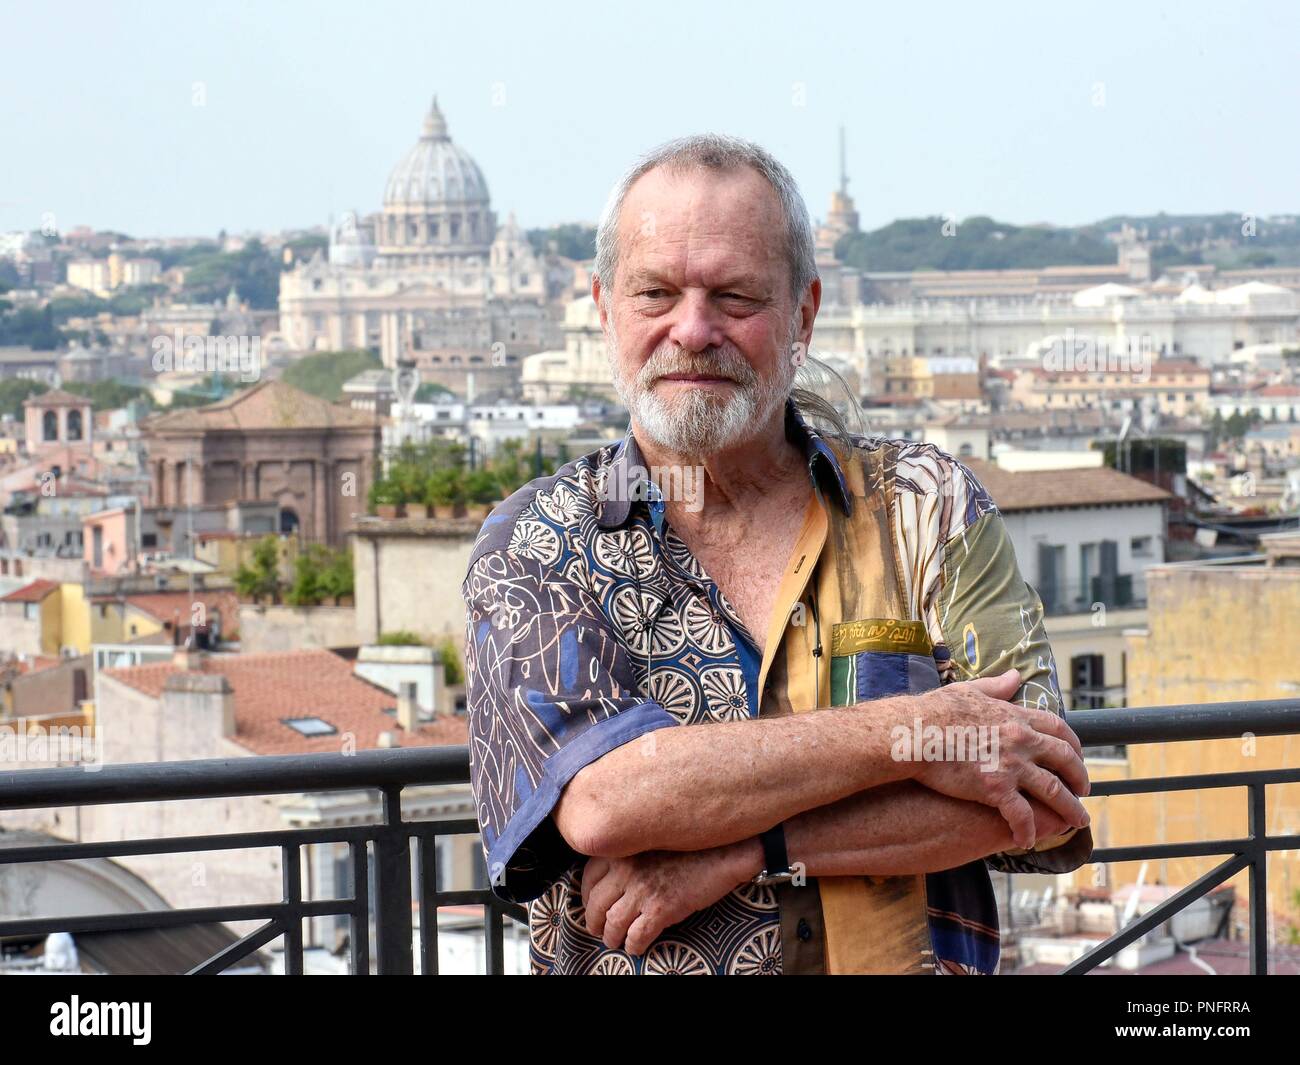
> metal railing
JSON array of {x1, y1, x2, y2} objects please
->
[
  {"x1": 1062, "y1": 698, "x2": 1300, "y2": 976},
  {"x1": 1040, "y1": 574, "x2": 1148, "y2": 616},
  {"x1": 0, "y1": 747, "x2": 525, "y2": 975},
  {"x1": 0, "y1": 698, "x2": 1297, "y2": 975}
]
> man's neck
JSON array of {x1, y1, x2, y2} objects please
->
[{"x1": 633, "y1": 404, "x2": 809, "y2": 535}]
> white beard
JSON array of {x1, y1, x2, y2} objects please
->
[{"x1": 607, "y1": 323, "x2": 798, "y2": 457}]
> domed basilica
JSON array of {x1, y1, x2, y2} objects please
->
[{"x1": 278, "y1": 97, "x2": 564, "y2": 392}]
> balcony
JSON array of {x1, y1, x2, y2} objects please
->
[
  {"x1": 1, "y1": 699, "x2": 1298, "y2": 975},
  {"x1": 1040, "y1": 574, "x2": 1148, "y2": 616}
]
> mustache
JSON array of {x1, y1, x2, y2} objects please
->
[{"x1": 637, "y1": 344, "x2": 758, "y2": 387}]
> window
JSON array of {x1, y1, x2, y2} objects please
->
[
  {"x1": 24, "y1": 602, "x2": 38, "y2": 621},
  {"x1": 67, "y1": 409, "x2": 83, "y2": 441},
  {"x1": 1080, "y1": 543, "x2": 1098, "y2": 604},
  {"x1": 43, "y1": 410, "x2": 58, "y2": 441},
  {"x1": 1131, "y1": 535, "x2": 1153, "y2": 558},
  {"x1": 1070, "y1": 654, "x2": 1106, "y2": 710},
  {"x1": 283, "y1": 717, "x2": 337, "y2": 737}
]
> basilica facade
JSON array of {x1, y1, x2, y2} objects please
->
[{"x1": 278, "y1": 98, "x2": 566, "y2": 392}]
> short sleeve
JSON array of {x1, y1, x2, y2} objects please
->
[
  {"x1": 926, "y1": 483, "x2": 1094, "y2": 876},
  {"x1": 463, "y1": 548, "x2": 680, "y2": 903}
]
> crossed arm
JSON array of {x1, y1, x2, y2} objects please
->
[
  {"x1": 560, "y1": 670, "x2": 1089, "y2": 954},
  {"x1": 465, "y1": 537, "x2": 1091, "y2": 955}
]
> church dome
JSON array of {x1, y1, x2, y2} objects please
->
[{"x1": 383, "y1": 97, "x2": 490, "y2": 209}]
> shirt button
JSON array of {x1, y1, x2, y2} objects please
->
[{"x1": 796, "y1": 918, "x2": 812, "y2": 942}]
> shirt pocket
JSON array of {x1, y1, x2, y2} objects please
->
[{"x1": 827, "y1": 618, "x2": 941, "y2": 703}]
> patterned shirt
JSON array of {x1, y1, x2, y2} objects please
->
[{"x1": 462, "y1": 401, "x2": 1092, "y2": 974}]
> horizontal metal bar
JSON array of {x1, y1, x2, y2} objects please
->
[
  {"x1": 0, "y1": 700, "x2": 1295, "y2": 813},
  {"x1": 1091, "y1": 834, "x2": 1300, "y2": 864},
  {"x1": 0, "y1": 825, "x2": 382, "y2": 865},
  {"x1": 1089, "y1": 765, "x2": 1300, "y2": 796},
  {"x1": 1065, "y1": 699, "x2": 1300, "y2": 747},
  {"x1": 0, "y1": 745, "x2": 472, "y2": 811},
  {"x1": 0, "y1": 899, "x2": 346, "y2": 939}
]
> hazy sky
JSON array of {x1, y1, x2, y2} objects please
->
[{"x1": 3, "y1": 0, "x2": 1297, "y2": 239}]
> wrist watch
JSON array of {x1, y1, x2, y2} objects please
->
[{"x1": 751, "y1": 823, "x2": 795, "y2": 886}]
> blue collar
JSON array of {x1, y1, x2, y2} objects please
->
[{"x1": 595, "y1": 398, "x2": 854, "y2": 529}]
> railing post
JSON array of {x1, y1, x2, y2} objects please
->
[
  {"x1": 373, "y1": 785, "x2": 413, "y2": 975},
  {"x1": 1248, "y1": 782, "x2": 1269, "y2": 976},
  {"x1": 350, "y1": 839, "x2": 371, "y2": 975},
  {"x1": 282, "y1": 844, "x2": 303, "y2": 975}
]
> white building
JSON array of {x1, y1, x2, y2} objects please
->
[
  {"x1": 965, "y1": 456, "x2": 1172, "y2": 710},
  {"x1": 277, "y1": 97, "x2": 561, "y2": 391}
]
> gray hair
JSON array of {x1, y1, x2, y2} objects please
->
[
  {"x1": 791, "y1": 356, "x2": 869, "y2": 448},
  {"x1": 594, "y1": 133, "x2": 819, "y2": 305}
]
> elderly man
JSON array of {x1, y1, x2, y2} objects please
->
[{"x1": 462, "y1": 135, "x2": 1092, "y2": 975}]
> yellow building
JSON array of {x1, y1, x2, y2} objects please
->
[
  {"x1": 1014, "y1": 358, "x2": 1211, "y2": 419},
  {"x1": 194, "y1": 531, "x2": 298, "y2": 582},
  {"x1": 1084, "y1": 533, "x2": 1300, "y2": 943}
]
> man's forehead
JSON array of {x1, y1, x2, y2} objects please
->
[
  {"x1": 622, "y1": 164, "x2": 780, "y2": 227},
  {"x1": 618, "y1": 165, "x2": 784, "y2": 278}
]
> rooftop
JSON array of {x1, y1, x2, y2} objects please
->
[
  {"x1": 964, "y1": 459, "x2": 1173, "y2": 511},
  {"x1": 103, "y1": 647, "x2": 467, "y2": 755}
]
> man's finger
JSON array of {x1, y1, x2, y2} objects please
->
[
  {"x1": 966, "y1": 667, "x2": 1020, "y2": 701},
  {"x1": 1020, "y1": 764, "x2": 1090, "y2": 829},
  {"x1": 624, "y1": 913, "x2": 662, "y2": 957},
  {"x1": 1031, "y1": 734, "x2": 1091, "y2": 798},
  {"x1": 584, "y1": 868, "x2": 624, "y2": 937},
  {"x1": 1025, "y1": 707, "x2": 1085, "y2": 760},
  {"x1": 601, "y1": 892, "x2": 638, "y2": 951},
  {"x1": 999, "y1": 792, "x2": 1037, "y2": 850},
  {"x1": 580, "y1": 857, "x2": 609, "y2": 912}
]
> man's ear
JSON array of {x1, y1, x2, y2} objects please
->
[
  {"x1": 592, "y1": 274, "x2": 610, "y2": 335},
  {"x1": 799, "y1": 277, "x2": 822, "y2": 347}
]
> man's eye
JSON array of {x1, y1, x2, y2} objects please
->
[{"x1": 639, "y1": 289, "x2": 668, "y2": 299}]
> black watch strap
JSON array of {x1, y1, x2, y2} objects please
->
[{"x1": 755, "y1": 823, "x2": 792, "y2": 885}]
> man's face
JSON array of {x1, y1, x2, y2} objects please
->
[{"x1": 597, "y1": 166, "x2": 814, "y2": 457}]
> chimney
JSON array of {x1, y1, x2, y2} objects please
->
[
  {"x1": 431, "y1": 659, "x2": 447, "y2": 718},
  {"x1": 172, "y1": 646, "x2": 205, "y2": 672},
  {"x1": 396, "y1": 681, "x2": 418, "y2": 731},
  {"x1": 161, "y1": 671, "x2": 235, "y2": 747}
]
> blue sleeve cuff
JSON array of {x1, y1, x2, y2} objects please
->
[{"x1": 485, "y1": 700, "x2": 679, "y2": 903}]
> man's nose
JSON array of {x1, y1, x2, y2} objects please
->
[{"x1": 666, "y1": 291, "x2": 725, "y2": 353}]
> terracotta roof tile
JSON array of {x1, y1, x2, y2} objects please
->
[
  {"x1": 90, "y1": 589, "x2": 240, "y2": 637},
  {"x1": 1, "y1": 579, "x2": 60, "y2": 602},
  {"x1": 964, "y1": 459, "x2": 1173, "y2": 511},
  {"x1": 104, "y1": 648, "x2": 467, "y2": 756},
  {"x1": 143, "y1": 380, "x2": 379, "y2": 433}
]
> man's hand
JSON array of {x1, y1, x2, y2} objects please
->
[
  {"x1": 904, "y1": 668, "x2": 1091, "y2": 850},
  {"x1": 580, "y1": 840, "x2": 759, "y2": 956}
]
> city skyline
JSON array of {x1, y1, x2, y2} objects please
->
[{"x1": 3, "y1": 0, "x2": 1298, "y2": 239}]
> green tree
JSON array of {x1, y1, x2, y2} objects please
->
[
  {"x1": 526, "y1": 223, "x2": 596, "y2": 261},
  {"x1": 0, "y1": 378, "x2": 47, "y2": 419},
  {"x1": 437, "y1": 637, "x2": 464, "y2": 686},
  {"x1": 282, "y1": 349, "x2": 382, "y2": 401},
  {"x1": 234, "y1": 535, "x2": 282, "y2": 602}
]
